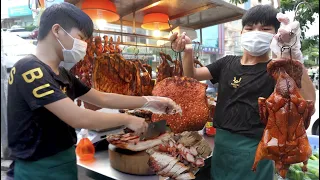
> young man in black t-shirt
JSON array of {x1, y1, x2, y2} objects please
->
[
  {"x1": 7, "y1": 3, "x2": 180, "y2": 180},
  {"x1": 170, "y1": 5, "x2": 316, "y2": 180}
]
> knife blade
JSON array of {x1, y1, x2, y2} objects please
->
[{"x1": 140, "y1": 120, "x2": 167, "y2": 140}]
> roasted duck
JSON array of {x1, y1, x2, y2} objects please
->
[
  {"x1": 252, "y1": 59, "x2": 314, "y2": 178},
  {"x1": 152, "y1": 76, "x2": 209, "y2": 133},
  {"x1": 71, "y1": 36, "x2": 154, "y2": 110},
  {"x1": 73, "y1": 36, "x2": 153, "y2": 96},
  {"x1": 156, "y1": 51, "x2": 185, "y2": 82},
  {"x1": 156, "y1": 52, "x2": 173, "y2": 82},
  {"x1": 70, "y1": 38, "x2": 101, "y2": 111}
]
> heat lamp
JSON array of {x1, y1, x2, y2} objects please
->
[
  {"x1": 81, "y1": 0, "x2": 120, "y2": 28},
  {"x1": 141, "y1": 13, "x2": 170, "y2": 37}
]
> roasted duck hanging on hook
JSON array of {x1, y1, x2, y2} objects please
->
[{"x1": 252, "y1": 58, "x2": 314, "y2": 178}]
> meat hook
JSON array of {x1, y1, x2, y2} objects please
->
[
  {"x1": 168, "y1": 19, "x2": 185, "y2": 53},
  {"x1": 168, "y1": 20, "x2": 203, "y2": 55},
  {"x1": 121, "y1": 45, "x2": 127, "y2": 56},
  {"x1": 134, "y1": 47, "x2": 139, "y2": 59},
  {"x1": 193, "y1": 41, "x2": 201, "y2": 60},
  {"x1": 294, "y1": 1, "x2": 313, "y2": 22}
]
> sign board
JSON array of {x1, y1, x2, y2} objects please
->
[
  {"x1": 8, "y1": 6, "x2": 32, "y2": 17},
  {"x1": 202, "y1": 47, "x2": 220, "y2": 54}
]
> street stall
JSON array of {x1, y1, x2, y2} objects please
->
[{"x1": 65, "y1": 0, "x2": 247, "y2": 179}]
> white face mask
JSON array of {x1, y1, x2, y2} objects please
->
[
  {"x1": 57, "y1": 27, "x2": 87, "y2": 69},
  {"x1": 241, "y1": 31, "x2": 274, "y2": 57}
]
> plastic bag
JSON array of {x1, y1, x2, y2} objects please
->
[{"x1": 270, "y1": 13, "x2": 303, "y2": 62}]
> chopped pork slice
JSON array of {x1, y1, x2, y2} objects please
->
[
  {"x1": 166, "y1": 162, "x2": 186, "y2": 177},
  {"x1": 158, "y1": 159, "x2": 179, "y2": 176},
  {"x1": 175, "y1": 172, "x2": 196, "y2": 180},
  {"x1": 172, "y1": 164, "x2": 190, "y2": 178}
]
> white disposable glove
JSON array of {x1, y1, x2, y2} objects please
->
[
  {"x1": 140, "y1": 96, "x2": 182, "y2": 115},
  {"x1": 270, "y1": 13, "x2": 303, "y2": 62}
]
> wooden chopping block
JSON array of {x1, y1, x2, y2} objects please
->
[{"x1": 108, "y1": 144, "x2": 155, "y2": 175}]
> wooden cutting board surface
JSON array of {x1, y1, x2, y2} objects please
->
[{"x1": 108, "y1": 144, "x2": 155, "y2": 175}]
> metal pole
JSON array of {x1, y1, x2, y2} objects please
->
[
  {"x1": 93, "y1": 29, "x2": 170, "y2": 41},
  {"x1": 1, "y1": 32, "x2": 9, "y2": 159},
  {"x1": 120, "y1": 17, "x2": 123, "y2": 43},
  {"x1": 133, "y1": 11, "x2": 136, "y2": 34},
  {"x1": 200, "y1": 28, "x2": 203, "y2": 44}
]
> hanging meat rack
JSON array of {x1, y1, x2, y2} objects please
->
[{"x1": 89, "y1": 0, "x2": 246, "y2": 48}]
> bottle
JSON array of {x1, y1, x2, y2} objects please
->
[
  {"x1": 76, "y1": 129, "x2": 95, "y2": 161},
  {"x1": 204, "y1": 97, "x2": 216, "y2": 136}
]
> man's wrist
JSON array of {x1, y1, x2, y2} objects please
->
[
  {"x1": 140, "y1": 96, "x2": 149, "y2": 108},
  {"x1": 184, "y1": 43, "x2": 193, "y2": 53},
  {"x1": 121, "y1": 113, "x2": 132, "y2": 124}
]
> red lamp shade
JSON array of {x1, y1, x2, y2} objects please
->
[
  {"x1": 81, "y1": 0, "x2": 120, "y2": 22},
  {"x1": 141, "y1": 13, "x2": 170, "y2": 30}
]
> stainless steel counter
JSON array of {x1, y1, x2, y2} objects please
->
[{"x1": 77, "y1": 130, "x2": 214, "y2": 180}]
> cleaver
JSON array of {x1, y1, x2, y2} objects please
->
[{"x1": 139, "y1": 120, "x2": 168, "y2": 141}]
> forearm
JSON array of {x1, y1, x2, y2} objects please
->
[
  {"x1": 182, "y1": 50, "x2": 196, "y2": 78},
  {"x1": 45, "y1": 98, "x2": 134, "y2": 130},
  {"x1": 102, "y1": 93, "x2": 147, "y2": 109},
  {"x1": 77, "y1": 109, "x2": 131, "y2": 130},
  {"x1": 300, "y1": 68, "x2": 316, "y2": 102}
]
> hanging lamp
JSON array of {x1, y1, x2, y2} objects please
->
[
  {"x1": 81, "y1": 0, "x2": 120, "y2": 23},
  {"x1": 141, "y1": 13, "x2": 170, "y2": 37}
]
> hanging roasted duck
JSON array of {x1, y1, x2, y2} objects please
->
[{"x1": 252, "y1": 32, "x2": 314, "y2": 178}]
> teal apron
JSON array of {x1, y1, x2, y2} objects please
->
[
  {"x1": 14, "y1": 146, "x2": 78, "y2": 180},
  {"x1": 211, "y1": 129, "x2": 274, "y2": 180}
]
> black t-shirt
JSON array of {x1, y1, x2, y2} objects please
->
[
  {"x1": 7, "y1": 54, "x2": 91, "y2": 161},
  {"x1": 206, "y1": 56, "x2": 275, "y2": 139}
]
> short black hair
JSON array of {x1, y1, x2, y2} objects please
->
[
  {"x1": 38, "y1": 2, "x2": 93, "y2": 40},
  {"x1": 242, "y1": 5, "x2": 280, "y2": 31}
]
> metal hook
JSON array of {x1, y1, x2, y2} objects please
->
[
  {"x1": 95, "y1": 28, "x2": 100, "y2": 37},
  {"x1": 195, "y1": 42, "x2": 201, "y2": 60},
  {"x1": 172, "y1": 50, "x2": 178, "y2": 60},
  {"x1": 168, "y1": 19, "x2": 185, "y2": 53},
  {"x1": 134, "y1": 47, "x2": 139, "y2": 58},
  {"x1": 142, "y1": 45, "x2": 147, "y2": 61},
  {"x1": 277, "y1": 36, "x2": 297, "y2": 60},
  {"x1": 168, "y1": 19, "x2": 174, "y2": 35},
  {"x1": 294, "y1": 1, "x2": 313, "y2": 21},
  {"x1": 121, "y1": 45, "x2": 127, "y2": 56}
]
